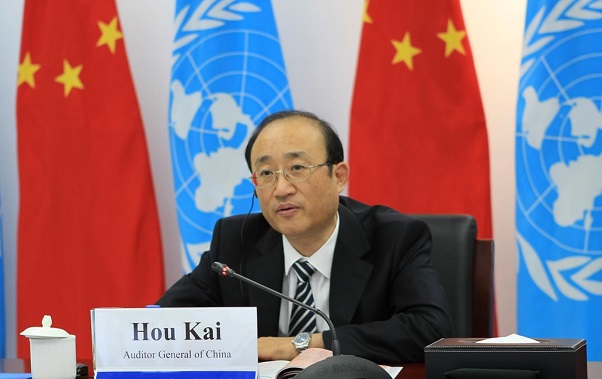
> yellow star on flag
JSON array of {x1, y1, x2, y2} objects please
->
[
  {"x1": 55, "y1": 60, "x2": 84, "y2": 97},
  {"x1": 363, "y1": 0, "x2": 373, "y2": 24},
  {"x1": 97, "y1": 16, "x2": 123, "y2": 54},
  {"x1": 437, "y1": 19, "x2": 466, "y2": 57},
  {"x1": 391, "y1": 33, "x2": 421, "y2": 70},
  {"x1": 18, "y1": 52, "x2": 41, "y2": 88}
]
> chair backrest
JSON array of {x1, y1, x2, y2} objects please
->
[{"x1": 413, "y1": 214, "x2": 494, "y2": 338}]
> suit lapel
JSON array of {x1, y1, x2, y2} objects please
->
[
  {"x1": 246, "y1": 227, "x2": 284, "y2": 337},
  {"x1": 329, "y1": 204, "x2": 373, "y2": 326}
]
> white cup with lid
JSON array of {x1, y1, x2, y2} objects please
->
[{"x1": 20, "y1": 315, "x2": 76, "y2": 379}]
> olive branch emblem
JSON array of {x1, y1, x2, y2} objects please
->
[
  {"x1": 173, "y1": 0, "x2": 261, "y2": 62},
  {"x1": 521, "y1": 0, "x2": 602, "y2": 76}
]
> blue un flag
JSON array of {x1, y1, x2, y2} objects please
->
[
  {"x1": 0, "y1": 192, "x2": 5, "y2": 358},
  {"x1": 516, "y1": 0, "x2": 602, "y2": 361},
  {"x1": 169, "y1": 0, "x2": 293, "y2": 272}
]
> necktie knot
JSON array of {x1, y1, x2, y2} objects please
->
[{"x1": 293, "y1": 260, "x2": 316, "y2": 283}]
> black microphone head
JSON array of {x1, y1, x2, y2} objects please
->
[
  {"x1": 211, "y1": 262, "x2": 231, "y2": 276},
  {"x1": 294, "y1": 355, "x2": 390, "y2": 379}
]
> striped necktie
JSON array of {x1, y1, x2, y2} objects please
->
[{"x1": 288, "y1": 259, "x2": 318, "y2": 336}]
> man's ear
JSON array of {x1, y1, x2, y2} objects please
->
[{"x1": 333, "y1": 162, "x2": 350, "y2": 193}]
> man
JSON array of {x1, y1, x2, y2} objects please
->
[{"x1": 157, "y1": 110, "x2": 452, "y2": 364}]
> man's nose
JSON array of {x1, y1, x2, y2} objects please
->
[{"x1": 273, "y1": 171, "x2": 295, "y2": 195}]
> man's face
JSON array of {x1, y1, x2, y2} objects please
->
[{"x1": 250, "y1": 116, "x2": 349, "y2": 251}]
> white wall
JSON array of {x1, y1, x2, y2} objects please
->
[
  {"x1": 460, "y1": 0, "x2": 526, "y2": 336},
  {"x1": 0, "y1": 0, "x2": 525, "y2": 357},
  {"x1": 0, "y1": 0, "x2": 25, "y2": 360}
]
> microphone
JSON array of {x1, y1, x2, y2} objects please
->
[
  {"x1": 212, "y1": 261, "x2": 341, "y2": 355},
  {"x1": 211, "y1": 261, "x2": 390, "y2": 379}
]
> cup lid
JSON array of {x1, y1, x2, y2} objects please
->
[{"x1": 20, "y1": 315, "x2": 70, "y2": 339}]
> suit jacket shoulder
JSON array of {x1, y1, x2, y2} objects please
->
[{"x1": 327, "y1": 196, "x2": 451, "y2": 364}]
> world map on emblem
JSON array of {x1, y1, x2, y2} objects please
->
[
  {"x1": 516, "y1": 15, "x2": 602, "y2": 302},
  {"x1": 168, "y1": 1, "x2": 292, "y2": 272}
]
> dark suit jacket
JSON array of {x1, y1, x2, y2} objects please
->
[{"x1": 157, "y1": 196, "x2": 453, "y2": 364}]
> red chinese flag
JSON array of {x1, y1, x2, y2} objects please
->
[
  {"x1": 16, "y1": 0, "x2": 164, "y2": 359},
  {"x1": 349, "y1": 0, "x2": 492, "y2": 238}
]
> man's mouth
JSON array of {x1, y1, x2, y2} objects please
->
[{"x1": 276, "y1": 204, "x2": 299, "y2": 215}]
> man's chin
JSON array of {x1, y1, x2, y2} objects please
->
[{"x1": 271, "y1": 221, "x2": 305, "y2": 239}]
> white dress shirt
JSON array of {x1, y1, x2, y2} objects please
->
[{"x1": 277, "y1": 213, "x2": 340, "y2": 336}]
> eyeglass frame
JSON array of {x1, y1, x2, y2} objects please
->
[{"x1": 249, "y1": 162, "x2": 333, "y2": 189}]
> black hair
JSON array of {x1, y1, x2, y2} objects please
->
[{"x1": 244, "y1": 110, "x2": 344, "y2": 172}]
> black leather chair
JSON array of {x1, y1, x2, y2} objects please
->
[{"x1": 413, "y1": 214, "x2": 494, "y2": 338}]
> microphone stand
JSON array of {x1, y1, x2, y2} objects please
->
[{"x1": 212, "y1": 262, "x2": 390, "y2": 379}]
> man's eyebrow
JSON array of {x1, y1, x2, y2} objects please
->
[
  {"x1": 285, "y1": 151, "x2": 307, "y2": 159},
  {"x1": 254, "y1": 151, "x2": 308, "y2": 167},
  {"x1": 254, "y1": 155, "x2": 272, "y2": 167}
]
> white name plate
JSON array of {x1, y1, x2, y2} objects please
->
[{"x1": 91, "y1": 307, "x2": 258, "y2": 378}]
